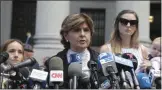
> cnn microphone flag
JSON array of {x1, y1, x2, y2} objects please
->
[{"x1": 50, "y1": 70, "x2": 64, "y2": 82}]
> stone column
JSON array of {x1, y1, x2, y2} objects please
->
[
  {"x1": 116, "y1": 1, "x2": 151, "y2": 47},
  {"x1": 1, "y1": 1, "x2": 12, "y2": 44},
  {"x1": 34, "y1": 1, "x2": 70, "y2": 65}
]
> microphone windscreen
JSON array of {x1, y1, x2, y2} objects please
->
[
  {"x1": 14, "y1": 57, "x2": 37, "y2": 69},
  {"x1": 19, "y1": 67, "x2": 30, "y2": 79},
  {"x1": 137, "y1": 72, "x2": 152, "y2": 89},
  {"x1": 87, "y1": 60, "x2": 97, "y2": 70},
  {"x1": 80, "y1": 70, "x2": 91, "y2": 83},
  {"x1": 68, "y1": 62, "x2": 82, "y2": 77},
  {"x1": 0, "y1": 52, "x2": 9, "y2": 63},
  {"x1": 122, "y1": 53, "x2": 138, "y2": 70},
  {"x1": 48, "y1": 57, "x2": 63, "y2": 70}
]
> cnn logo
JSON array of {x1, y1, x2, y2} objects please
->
[
  {"x1": 52, "y1": 73, "x2": 63, "y2": 78},
  {"x1": 50, "y1": 70, "x2": 63, "y2": 82}
]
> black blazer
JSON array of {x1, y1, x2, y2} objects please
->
[{"x1": 46, "y1": 47, "x2": 101, "y2": 89}]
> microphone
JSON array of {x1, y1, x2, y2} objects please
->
[
  {"x1": 68, "y1": 62, "x2": 82, "y2": 89},
  {"x1": 121, "y1": 53, "x2": 140, "y2": 89},
  {"x1": 120, "y1": 69, "x2": 130, "y2": 89},
  {"x1": 149, "y1": 69, "x2": 161, "y2": 83},
  {"x1": 29, "y1": 69, "x2": 48, "y2": 89},
  {"x1": 98, "y1": 52, "x2": 118, "y2": 76},
  {"x1": 80, "y1": 70, "x2": 91, "y2": 89},
  {"x1": 3, "y1": 67, "x2": 30, "y2": 89},
  {"x1": 19, "y1": 67, "x2": 30, "y2": 79},
  {"x1": 16, "y1": 67, "x2": 30, "y2": 89},
  {"x1": 98, "y1": 52, "x2": 136, "y2": 89},
  {"x1": 114, "y1": 54, "x2": 132, "y2": 89},
  {"x1": 0, "y1": 52, "x2": 9, "y2": 64},
  {"x1": 137, "y1": 72, "x2": 152, "y2": 89},
  {"x1": 3, "y1": 57, "x2": 36, "y2": 72},
  {"x1": 122, "y1": 53, "x2": 138, "y2": 70},
  {"x1": 125, "y1": 71, "x2": 134, "y2": 89},
  {"x1": 99, "y1": 76, "x2": 111, "y2": 89},
  {"x1": 98, "y1": 52, "x2": 119, "y2": 89},
  {"x1": 48, "y1": 57, "x2": 63, "y2": 89},
  {"x1": 87, "y1": 60, "x2": 99, "y2": 89}
]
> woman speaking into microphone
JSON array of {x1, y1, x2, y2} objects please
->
[{"x1": 45, "y1": 13, "x2": 101, "y2": 89}]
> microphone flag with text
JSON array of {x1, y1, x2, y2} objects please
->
[
  {"x1": 29, "y1": 69, "x2": 48, "y2": 89},
  {"x1": 48, "y1": 57, "x2": 63, "y2": 89},
  {"x1": 98, "y1": 52, "x2": 120, "y2": 89}
]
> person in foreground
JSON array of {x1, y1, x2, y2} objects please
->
[{"x1": 45, "y1": 13, "x2": 100, "y2": 89}]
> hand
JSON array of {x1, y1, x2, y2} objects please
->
[{"x1": 139, "y1": 60, "x2": 151, "y2": 72}]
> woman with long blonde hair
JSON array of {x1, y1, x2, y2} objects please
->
[{"x1": 100, "y1": 10, "x2": 149, "y2": 73}]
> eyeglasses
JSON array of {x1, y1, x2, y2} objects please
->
[{"x1": 119, "y1": 18, "x2": 138, "y2": 26}]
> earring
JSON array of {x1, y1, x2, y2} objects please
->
[{"x1": 66, "y1": 40, "x2": 69, "y2": 42}]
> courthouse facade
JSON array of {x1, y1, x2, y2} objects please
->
[{"x1": 1, "y1": 1, "x2": 161, "y2": 65}]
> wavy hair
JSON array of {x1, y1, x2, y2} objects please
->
[{"x1": 60, "y1": 13, "x2": 94, "y2": 49}]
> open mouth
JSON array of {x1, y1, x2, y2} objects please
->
[{"x1": 80, "y1": 40, "x2": 86, "y2": 43}]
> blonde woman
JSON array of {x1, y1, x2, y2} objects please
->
[{"x1": 100, "y1": 10, "x2": 149, "y2": 73}]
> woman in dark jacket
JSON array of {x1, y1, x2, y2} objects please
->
[{"x1": 46, "y1": 13, "x2": 101, "y2": 89}]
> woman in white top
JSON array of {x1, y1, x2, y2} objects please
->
[{"x1": 100, "y1": 10, "x2": 150, "y2": 73}]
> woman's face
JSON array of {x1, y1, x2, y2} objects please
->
[
  {"x1": 64, "y1": 22, "x2": 91, "y2": 52},
  {"x1": 6, "y1": 41, "x2": 24, "y2": 65},
  {"x1": 118, "y1": 13, "x2": 138, "y2": 36}
]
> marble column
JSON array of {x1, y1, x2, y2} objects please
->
[
  {"x1": 116, "y1": 1, "x2": 151, "y2": 47},
  {"x1": 34, "y1": 1, "x2": 70, "y2": 65}
]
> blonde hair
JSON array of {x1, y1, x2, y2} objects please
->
[
  {"x1": 110, "y1": 10, "x2": 139, "y2": 54},
  {"x1": 152, "y1": 37, "x2": 161, "y2": 45}
]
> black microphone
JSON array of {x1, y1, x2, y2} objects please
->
[
  {"x1": 115, "y1": 54, "x2": 131, "y2": 89},
  {"x1": 87, "y1": 60, "x2": 99, "y2": 89},
  {"x1": 15, "y1": 67, "x2": 30, "y2": 89},
  {"x1": 122, "y1": 53, "x2": 138, "y2": 70},
  {"x1": 99, "y1": 76, "x2": 111, "y2": 89},
  {"x1": 122, "y1": 53, "x2": 140, "y2": 89},
  {"x1": 3, "y1": 57, "x2": 36, "y2": 72},
  {"x1": 19, "y1": 67, "x2": 30, "y2": 79},
  {"x1": 68, "y1": 62, "x2": 82, "y2": 89},
  {"x1": 120, "y1": 69, "x2": 130, "y2": 89},
  {"x1": 0, "y1": 52, "x2": 9, "y2": 64},
  {"x1": 48, "y1": 57, "x2": 63, "y2": 89},
  {"x1": 125, "y1": 71, "x2": 134, "y2": 89},
  {"x1": 3, "y1": 67, "x2": 30, "y2": 89}
]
